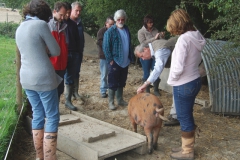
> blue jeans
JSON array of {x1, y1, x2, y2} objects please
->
[
  {"x1": 140, "y1": 58, "x2": 154, "y2": 81},
  {"x1": 100, "y1": 59, "x2": 108, "y2": 94},
  {"x1": 75, "y1": 53, "x2": 83, "y2": 79},
  {"x1": 108, "y1": 61, "x2": 128, "y2": 91},
  {"x1": 25, "y1": 88, "x2": 60, "y2": 132},
  {"x1": 65, "y1": 52, "x2": 77, "y2": 85},
  {"x1": 173, "y1": 77, "x2": 201, "y2": 132}
]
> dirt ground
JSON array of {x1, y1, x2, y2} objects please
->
[
  {"x1": 8, "y1": 55, "x2": 240, "y2": 160},
  {"x1": 2, "y1": 7, "x2": 240, "y2": 160}
]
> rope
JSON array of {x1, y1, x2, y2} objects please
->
[{"x1": 4, "y1": 103, "x2": 25, "y2": 160}]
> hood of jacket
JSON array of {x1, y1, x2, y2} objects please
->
[
  {"x1": 48, "y1": 18, "x2": 67, "y2": 33},
  {"x1": 183, "y1": 30, "x2": 206, "y2": 52}
]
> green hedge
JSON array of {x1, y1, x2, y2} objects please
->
[{"x1": 0, "y1": 22, "x2": 19, "y2": 38}]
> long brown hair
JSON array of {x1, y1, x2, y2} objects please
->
[
  {"x1": 166, "y1": 9, "x2": 196, "y2": 35},
  {"x1": 22, "y1": 0, "x2": 52, "y2": 22},
  {"x1": 143, "y1": 14, "x2": 154, "y2": 29}
]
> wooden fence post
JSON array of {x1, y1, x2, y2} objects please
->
[{"x1": 16, "y1": 46, "x2": 22, "y2": 113}]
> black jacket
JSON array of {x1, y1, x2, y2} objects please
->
[{"x1": 64, "y1": 18, "x2": 81, "y2": 53}]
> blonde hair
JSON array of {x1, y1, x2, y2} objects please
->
[{"x1": 166, "y1": 9, "x2": 195, "y2": 35}]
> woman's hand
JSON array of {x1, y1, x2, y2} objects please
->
[
  {"x1": 159, "y1": 32, "x2": 165, "y2": 39},
  {"x1": 110, "y1": 60, "x2": 114, "y2": 65},
  {"x1": 155, "y1": 33, "x2": 160, "y2": 40}
]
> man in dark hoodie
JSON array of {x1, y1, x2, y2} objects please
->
[
  {"x1": 70, "y1": 1, "x2": 85, "y2": 102},
  {"x1": 63, "y1": 2, "x2": 81, "y2": 111}
]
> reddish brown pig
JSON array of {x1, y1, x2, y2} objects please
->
[{"x1": 128, "y1": 93, "x2": 167, "y2": 154}]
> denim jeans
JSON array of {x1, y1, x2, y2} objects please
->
[
  {"x1": 65, "y1": 52, "x2": 77, "y2": 85},
  {"x1": 108, "y1": 61, "x2": 128, "y2": 91},
  {"x1": 25, "y1": 88, "x2": 60, "y2": 132},
  {"x1": 140, "y1": 58, "x2": 155, "y2": 81},
  {"x1": 173, "y1": 77, "x2": 201, "y2": 132},
  {"x1": 75, "y1": 53, "x2": 83, "y2": 79},
  {"x1": 100, "y1": 59, "x2": 108, "y2": 94}
]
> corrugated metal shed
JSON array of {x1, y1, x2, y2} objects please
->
[{"x1": 201, "y1": 39, "x2": 240, "y2": 115}]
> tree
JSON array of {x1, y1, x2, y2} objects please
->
[
  {"x1": 177, "y1": 0, "x2": 219, "y2": 37},
  {"x1": 2, "y1": 0, "x2": 26, "y2": 10},
  {"x1": 84, "y1": 0, "x2": 181, "y2": 45},
  {"x1": 208, "y1": 0, "x2": 240, "y2": 47}
]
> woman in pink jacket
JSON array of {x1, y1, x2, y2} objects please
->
[{"x1": 166, "y1": 9, "x2": 206, "y2": 160}]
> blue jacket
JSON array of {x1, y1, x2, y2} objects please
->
[{"x1": 103, "y1": 24, "x2": 132, "y2": 65}]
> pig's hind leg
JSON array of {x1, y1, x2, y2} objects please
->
[
  {"x1": 144, "y1": 127, "x2": 153, "y2": 154},
  {"x1": 152, "y1": 125, "x2": 161, "y2": 150},
  {"x1": 129, "y1": 116, "x2": 137, "y2": 132}
]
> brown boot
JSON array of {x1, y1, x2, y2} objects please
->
[
  {"x1": 171, "y1": 130, "x2": 195, "y2": 160},
  {"x1": 172, "y1": 125, "x2": 198, "y2": 153},
  {"x1": 171, "y1": 146, "x2": 182, "y2": 153},
  {"x1": 32, "y1": 129, "x2": 44, "y2": 160},
  {"x1": 44, "y1": 132, "x2": 58, "y2": 160}
]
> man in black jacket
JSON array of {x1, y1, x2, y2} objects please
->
[{"x1": 63, "y1": 2, "x2": 81, "y2": 111}]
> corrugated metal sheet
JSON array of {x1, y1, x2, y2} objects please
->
[{"x1": 201, "y1": 39, "x2": 240, "y2": 115}]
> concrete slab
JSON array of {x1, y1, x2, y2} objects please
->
[
  {"x1": 195, "y1": 98, "x2": 209, "y2": 108},
  {"x1": 159, "y1": 68, "x2": 172, "y2": 93},
  {"x1": 57, "y1": 112, "x2": 147, "y2": 160}
]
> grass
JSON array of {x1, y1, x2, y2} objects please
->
[{"x1": 0, "y1": 35, "x2": 18, "y2": 160}]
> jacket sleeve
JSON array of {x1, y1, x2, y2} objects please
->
[
  {"x1": 102, "y1": 30, "x2": 112, "y2": 63},
  {"x1": 138, "y1": 28, "x2": 156, "y2": 44},
  {"x1": 74, "y1": 23, "x2": 81, "y2": 53},
  {"x1": 97, "y1": 28, "x2": 104, "y2": 47},
  {"x1": 41, "y1": 22, "x2": 60, "y2": 57},
  {"x1": 171, "y1": 36, "x2": 188, "y2": 80}
]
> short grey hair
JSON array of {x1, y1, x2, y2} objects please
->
[
  {"x1": 71, "y1": 1, "x2": 82, "y2": 8},
  {"x1": 114, "y1": 9, "x2": 127, "y2": 21},
  {"x1": 134, "y1": 43, "x2": 149, "y2": 56}
]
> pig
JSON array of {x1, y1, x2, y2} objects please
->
[{"x1": 128, "y1": 93, "x2": 168, "y2": 154}]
